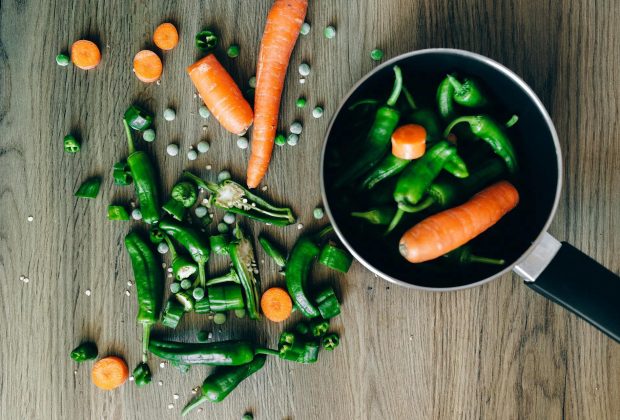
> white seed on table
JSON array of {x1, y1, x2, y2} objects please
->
[
  {"x1": 163, "y1": 108, "x2": 176, "y2": 121},
  {"x1": 205, "y1": 164, "x2": 212, "y2": 170},
  {"x1": 166, "y1": 143, "x2": 179, "y2": 156},
  {"x1": 129, "y1": 376, "x2": 134, "y2": 382},
  {"x1": 160, "y1": 362, "x2": 166, "y2": 368},
  {"x1": 237, "y1": 137, "x2": 249, "y2": 149},
  {"x1": 173, "y1": 394, "x2": 179, "y2": 400},
  {"x1": 157, "y1": 242, "x2": 169, "y2": 254},
  {"x1": 158, "y1": 380, "x2": 164, "y2": 386},
  {"x1": 156, "y1": 80, "x2": 161, "y2": 86},
  {"x1": 125, "y1": 290, "x2": 131, "y2": 296},
  {"x1": 217, "y1": 170, "x2": 231, "y2": 182},
  {"x1": 201, "y1": 198, "x2": 209, "y2": 205},
  {"x1": 187, "y1": 149, "x2": 198, "y2": 160},
  {"x1": 167, "y1": 404, "x2": 174, "y2": 410},
  {"x1": 299, "y1": 78, "x2": 306, "y2": 84},
  {"x1": 19, "y1": 275, "x2": 25, "y2": 281},
  {"x1": 73, "y1": 369, "x2": 78, "y2": 375},
  {"x1": 261, "y1": 185, "x2": 268, "y2": 191},
  {"x1": 167, "y1": 267, "x2": 173, "y2": 273},
  {"x1": 167, "y1": 273, "x2": 172, "y2": 278},
  {"x1": 297, "y1": 223, "x2": 304, "y2": 230},
  {"x1": 127, "y1": 280, "x2": 133, "y2": 287},
  {"x1": 197, "y1": 141, "x2": 210, "y2": 153},
  {"x1": 298, "y1": 62, "x2": 311, "y2": 76},
  {"x1": 27, "y1": 216, "x2": 34, "y2": 222},
  {"x1": 23, "y1": 277, "x2": 30, "y2": 283},
  {"x1": 131, "y1": 209, "x2": 142, "y2": 220},
  {"x1": 198, "y1": 408, "x2": 203, "y2": 413},
  {"x1": 162, "y1": 263, "x2": 167, "y2": 268},
  {"x1": 84, "y1": 289, "x2": 91, "y2": 296},
  {"x1": 202, "y1": 125, "x2": 207, "y2": 131}
]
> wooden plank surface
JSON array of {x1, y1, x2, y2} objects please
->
[{"x1": 1, "y1": 0, "x2": 619, "y2": 419}]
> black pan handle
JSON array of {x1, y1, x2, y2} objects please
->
[{"x1": 515, "y1": 233, "x2": 620, "y2": 343}]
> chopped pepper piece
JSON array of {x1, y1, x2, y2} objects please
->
[
  {"x1": 70, "y1": 342, "x2": 98, "y2": 362},
  {"x1": 107, "y1": 205, "x2": 130, "y2": 221},
  {"x1": 124, "y1": 105, "x2": 153, "y2": 131},
  {"x1": 322, "y1": 333, "x2": 340, "y2": 351},
  {"x1": 314, "y1": 286, "x2": 341, "y2": 319},
  {"x1": 75, "y1": 177, "x2": 102, "y2": 199},
  {"x1": 278, "y1": 332, "x2": 320, "y2": 364}
]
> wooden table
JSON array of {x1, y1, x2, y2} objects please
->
[{"x1": 1, "y1": 1, "x2": 618, "y2": 419}]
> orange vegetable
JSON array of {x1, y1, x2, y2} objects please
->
[
  {"x1": 153, "y1": 22, "x2": 179, "y2": 51},
  {"x1": 246, "y1": 0, "x2": 308, "y2": 188},
  {"x1": 71, "y1": 40, "x2": 101, "y2": 70},
  {"x1": 91, "y1": 356, "x2": 129, "y2": 390},
  {"x1": 391, "y1": 124, "x2": 427, "y2": 160},
  {"x1": 187, "y1": 54, "x2": 253, "y2": 135},
  {"x1": 133, "y1": 50, "x2": 163, "y2": 83},
  {"x1": 260, "y1": 287, "x2": 293, "y2": 322},
  {"x1": 399, "y1": 181, "x2": 519, "y2": 263}
]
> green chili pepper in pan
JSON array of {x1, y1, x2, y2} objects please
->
[
  {"x1": 123, "y1": 116, "x2": 160, "y2": 224},
  {"x1": 171, "y1": 181, "x2": 198, "y2": 207},
  {"x1": 148, "y1": 339, "x2": 277, "y2": 366},
  {"x1": 181, "y1": 355, "x2": 267, "y2": 414},
  {"x1": 75, "y1": 177, "x2": 102, "y2": 199},
  {"x1": 314, "y1": 286, "x2": 341, "y2": 319},
  {"x1": 112, "y1": 160, "x2": 132, "y2": 186},
  {"x1": 228, "y1": 226, "x2": 261, "y2": 319},
  {"x1": 278, "y1": 332, "x2": 320, "y2": 363},
  {"x1": 183, "y1": 172, "x2": 296, "y2": 226},
  {"x1": 360, "y1": 154, "x2": 411, "y2": 190},
  {"x1": 351, "y1": 206, "x2": 396, "y2": 225},
  {"x1": 70, "y1": 342, "x2": 98, "y2": 362},
  {"x1": 442, "y1": 154, "x2": 470, "y2": 178},
  {"x1": 124, "y1": 105, "x2": 153, "y2": 131},
  {"x1": 444, "y1": 115, "x2": 518, "y2": 174},
  {"x1": 436, "y1": 77, "x2": 456, "y2": 121},
  {"x1": 446, "y1": 74, "x2": 488, "y2": 108},
  {"x1": 443, "y1": 245, "x2": 505, "y2": 265},
  {"x1": 322, "y1": 333, "x2": 340, "y2": 351},
  {"x1": 159, "y1": 219, "x2": 210, "y2": 287},
  {"x1": 258, "y1": 235, "x2": 287, "y2": 267}
]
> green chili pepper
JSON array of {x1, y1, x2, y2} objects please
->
[
  {"x1": 258, "y1": 235, "x2": 287, "y2": 267},
  {"x1": 75, "y1": 177, "x2": 102, "y2": 199},
  {"x1": 183, "y1": 172, "x2": 296, "y2": 226},
  {"x1": 162, "y1": 297, "x2": 186, "y2": 328},
  {"x1": 112, "y1": 160, "x2": 132, "y2": 186},
  {"x1": 132, "y1": 363, "x2": 152, "y2": 387},
  {"x1": 278, "y1": 332, "x2": 320, "y2": 364},
  {"x1": 181, "y1": 355, "x2": 267, "y2": 414},
  {"x1": 125, "y1": 232, "x2": 164, "y2": 370},
  {"x1": 209, "y1": 234, "x2": 230, "y2": 256},
  {"x1": 148, "y1": 339, "x2": 277, "y2": 366},
  {"x1": 308, "y1": 319, "x2": 330, "y2": 337},
  {"x1": 295, "y1": 322, "x2": 311, "y2": 336},
  {"x1": 436, "y1": 77, "x2": 456, "y2": 121},
  {"x1": 161, "y1": 235, "x2": 198, "y2": 280},
  {"x1": 175, "y1": 290, "x2": 196, "y2": 312},
  {"x1": 63, "y1": 134, "x2": 80, "y2": 153},
  {"x1": 149, "y1": 227, "x2": 165, "y2": 244},
  {"x1": 285, "y1": 236, "x2": 322, "y2": 318},
  {"x1": 443, "y1": 245, "x2": 505, "y2": 265},
  {"x1": 228, "y1": 226, "x2": 261, "y2": 320},
  {"x1": 205, "y1": 268, "x2": 240, "y2": 287},
  {"x1": 322, "y1": 333, "x2": 340, "y2": 351},
  {"x1": 195, "y1": 29, "x2": 218, "y2": 53},
  {"x1": 351, "y1": 206, "x2": 396, "y2": 225},
  {"x1": 318, "y1": 243, "x2": 353, "y2": 273},
  {"x1": 409, "y1": 108, "x2": 442, "y2": 141},
  {"x1": 171, "y1": 181, "x2": 198, "y2": 207},
  {"x1": 70, "y1": 342, "x2": 98, "y2": 362},
  {"x1": 208, "y1": 283, "x2": 246, "y2": 312},
  {"x1": 124, "y1": 105, "x2": 153, "y2": 131},
  {"x1": 446, "y1": 74, "x2": 488, "y2": 108},
  {"x1": 314, "y1": 286, "x2": 341, "y2": 319},
  {"x1": 442, "y1": 154, "x2": 470, "y2": 178},
  {"x1": 444, "y1": 115, "x2": 519, "y2": 174},
  {"x1": 360, "y1": 154, "x2": 411, "y2": 190},
  {"x1": 107, "y1": 205, "x2": 130, "y2": 221},
  {"x1": 159, "y1": 219, "x2": 210, "y2": 287},
  {"x1": 162, "y1": 198, "x2": 186, "y2": 221},
  {"x1": 123, "y1": 117, "x2": 160, "y2": 224}
]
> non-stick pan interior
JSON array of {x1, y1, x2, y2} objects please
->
[{"x1": 322, "y1": 50, "x2": 560, "y2": 289}]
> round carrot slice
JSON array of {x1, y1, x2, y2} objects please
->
[
  {"x1": 91, "y1": 356, "x2": 129, "y2": 390},
  {"x1": 71, "y1": 40, "x2": 101, "y2": 70},
  {"x1": 260, "y1": 287, "x2": 293, "y2": 322},
  {"x1": 153, "y1": 22, "x2": 179, "y2": 51},
  {"x1": 133, "y1": 50, "x2": 163, "y2": 83},
  {"x1": 391, "y1": 124, "x2": 427, "y2": 160}
]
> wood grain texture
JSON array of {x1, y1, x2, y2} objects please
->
[{"x1": 1, "y1": 0, "x2": 619, "y2": 419}]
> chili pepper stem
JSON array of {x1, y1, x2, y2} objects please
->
[
  {"x1": 142, "y1": 324, "x2": 152, "y2": 364},
  {"x1": 385, "y1": 208, "x2": 405, "y2": 234},
  {"x1": 315, "y1": 225, "x2": 334, "y2": 240},
  {"x1": 181, "y1": 394, "x2": 208, "y2": 416},
  {"x1": 182, "y1": 171, "x2": 217, "y2": 192},
  {"x1": 398, "y1": 196, "x2": 434, "y2": 213},
  {"x1": 443, "y1": 116, "x2": 476, "y2": 138},
  {"x1": 401, "y1": 85, "x2": 417, "y2": 110},
  {"x1": 469, "y1": 255, "x2": 505, "y2": 265},
  {"x1": 348, "y1": 98, "x2": 379, "y2": 110},
  {"x1": 386, "y1": 66, "x2": 403, "y2": 107},
  {"x1": 254, "y1": 347, "x2": 280, "y2": 357},
  {"x1": 446, "y1": 74, "x2": 464, "y2": 92},
  {"x1": 198, "y1": 264, "x2": 206, "y2": 289},
  {"x1": 163, "y1": 235, "x2": 178, "y2": 260},
  {"x1": 123, "y1": 119, "x2": 136, "y2": 154}
]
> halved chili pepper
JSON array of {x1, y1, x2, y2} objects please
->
[
  {"x1": 162, "y1": 198, "x2": 187, "y2": 221},
  {"x1": 443, "y1": 245, "x2": 505, "y2": 265},
  {"x1": 278, "y1": 332, "x2": 320, "y2": 363},
  {"x1": 148, "y1": 339, "x2": 277, "y2": 366},
  {"x1": 112, "y1": 160, "x2": 132, "y2": 186},
  {"x1": 446, "y1": 74, "x2": 488, "y2": 108},
  {"x1": 159, "y1": 219, "x2": 210, "y2": 287},
  {"x1": 322, "y1": 333, "x2": 340, "y2": 351},
  {"x1": 183, "y1": 172, "x2": 295, "y2": 226},
  {"x1": 162, "y1": 297, "x2": 186, "y2": 328},
  {"x1": 308, "y1": 319, "x2": 330, "y2": 337},
  {"x1": 436, "y1": 76, "x2": 456, "y2": 121},
  {"x1": 162, "y1": 235, "x2": 198, "y2": 280},
  {"x1": 228, "y1": 226, "x2": 261, "y2": 319},
  {"x1": 319, "y1": 243, "x2": 353, "y2": 273},
  {"x1": 208, "y1": 283, "x2": 245, "y2": 312},
  {"x1": 444, "y1": 115, "x2": 518, "y2": 174},
  {"x1": 171, "y1": 181, "x2": 198, "y2": 207},
  {"x1": 175, "y1": 290, "x2": 196, "y2": 312},
  {"x1": 351, "y1": 206, "x2": 396, "y2": 225},
  {"x1": 314, "y1": 286, "x2": 341, "y2": 319},
  {"x1": 181, "y1": 354, "x2": 267, "y2": 414}
]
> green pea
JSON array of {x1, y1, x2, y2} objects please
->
[
  {"x1": 312, "y1": 106, "x2": 324, "y2": 119},
  {"x1": 213, "y1": 313, "x2": 227, "y2": 324},
  {"x1": 142, "y1": 129, "x2": 156, "y2": 142},
  {"x1": 198, "y1": 106, "x2": 210, "y2": 119},
  {"x1": 192, "y1": 287, "x2": 205, "y2": 301},
  {"x1": 324, "y1": 25, "x2": 336, "y2": 39},
  {"x1": 296, "y1": 97, "x2": 307, "y2": 108},
  {"x1": 170, "y1": 282, "x2": 181, "y2": 294},
  {"x1": 275, "y1": 133, "x2": 287, "y2": 146},
  {"x1": 300, "y1": 22, "x2": 311, "y2": 35},
  {"x1": 313, "y1": 207, "x2": 324, "y2": 219},
  {"x1": 370, "y1": 49, "x2": 384, "y2": 61},
  {"x1": 56, "y1": 53, "x2": 70, "y2": 67},
  {"x1": 227, "y1": 44, "x2": 240, "y2": 58},
  {"x1": 180, "y1": 279, "x2": 192, "y2": 290}
]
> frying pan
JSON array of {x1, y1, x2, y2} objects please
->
[{"x1": 320, "y1": 49, "x2": 619, "y2": 343}]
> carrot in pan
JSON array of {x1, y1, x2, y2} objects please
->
[
  {"x1": 246, "y1": 0, "x2": 308, "y2": 188},
  {"x1": 133, "y1": 50, "x2": 163, "y2": 83},
  {"x1": 71, "y1": 40, "x2": 101, "y2": 70},
  {"x1": 399, "y1": 181, "x2": 519, "y2": 263},
  {"x1": 391, "y1": 124, "x2": 427, "y2": 160},
  {"x1": 187, "y1": 54, "x2": 253, "y2": 135}
]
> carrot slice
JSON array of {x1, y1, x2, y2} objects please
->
[
  {"x1": 133, "y1": 50, "x2": 163, "y2": 83},
  {"x1": 261, "y1": 287, "x2": 293, "y2": 322},
  {"x1": 399, "y1": 181, "x2": 519, "y2": 263},
  {"x1": 187, "y1": 54, "x2": 253, "y2": 135},
  {"x1": 391, "y1": 124, "x2": 427, "y2": 159},
  {"x1": 91, "y1": 356, "x2": 129, "y2": 390},
  {"x1": 153, "y1": 22, "x2": 179, "y2": 51},
  {"x1": 71, "y1": 40, "x2": 101, "y2": 70},
  {"x1": 247, "y1": 0, "x2": 308, "y2": 188}
]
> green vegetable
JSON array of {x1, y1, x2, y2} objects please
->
[
  {"x1": 227, "y1": 44, "x2": 240, "y2": 58},
  {"x1": 324, "y1": 25, "x2": 336, "y2": 39},
  {"x1": 56, "y1": 53, "x2": 70, "y2": 66},
  {"x1": 124, "y1": 105, "x2": 153, "y2": 131},
  {"x1": 228, "y1": 227, "x2": 261, "y2": 320},
  {"x1": 170, "y1": 282, "x2": 181, "y2": 294},
  {"x1": 210, "y1": 234, "x2": 230, "y2": 256},
  {"x1": 159, "y1": 219, "x2": 210, "y2": 287},
  {"x1": 313, "y1": 207, "x2": 324, "y2": 219},
  {"x1": 436, "y1": 76, "x2": 456, "y2": 121},
  {"x1": 148, "y1": 339, "x2": 277, "y2": 366},
  {"x1": 107, "y1": 205, "x2": 130, "y2": 221},
  {"x1": 443, "y1": 245, "x2": 505, "y2": 265},
  {"x1": 175, "y1": 290, "x2": 196, "y2": 312},
  {"x1": 162, "y1": 297, "x2": 185, "y2": 328},
  {"x1": 505, "y1": 114, "x2": 519, "y2": 128},
  {"x1": 208, "y1": 284, "x2": 246, "y2": 312},
  {"x1": 351, "y1": 206, "x2": 396, "y2": 225},
  {"x1": 181, "y1": 279, "x2": 192, "y2": 289},
  {"x1": 296, "y1": 97, "x2": 307, "y2": 108},
  {"x1": 370, "y1": 48, "x2": 384, "y2": 61},
  {"x1": 142, "y1": 128, "x2": 156, "y2": 142},
  {"x1": 70, "y1": 342, "x2": 98, "y2": 362},
  {"x1": 258, "y1": 235, "x2": 287, "y2": 267},
  {"x1": 75, "y1": 177, "x2": 102, "y2": 199},
  {"x1": 447, "y1": 74, "x2": 488, "y2": 108},
  {"x1": 149, "y1": 227, "x2": 165, "y2": 244},
  {"x1": 163, "y1": 235, "x2": 198, "y2": 280},
  {"x1": 319, "y1": 243, "x2": 353, "y2": 273},
  {"x1": 322, "y1": 333, "x2": 340, "y2": 350},
  {"x1": 193, "y1": 287, "x2": 205, "y2": 301},
  {"x1": 63, "y1": 134, "x2": 80, "y2": 153},
  {"x1": 308, "y1": 319, "x2": 330, "y2": 337},
  {"x1": 162, "y1": 198, "x2": 186, "y2": 221},
  {"x1": 278, "y1": 332, "x2": 320, "y2": 363},
  {"x1": 312, "y1": 106, "x2": 324, "y2": 118},
  {"x1": 360, "y1": 154, "x2": 410, "y2": 190},
  {"x1": 314, "y1": 286, "x2": 341, "y2": 319},
  {"x1": 205, "y1": 268, "x2": 240, "y2": 287},
  {"x1": 195, "y1": 29, "x2": 218, "y2": 53},
  {"x1": 132, "y1": 363, "x2": 152, "y2": 387},
  {"x1": 274, "y1": 133, "x2": 287, "y2": 146},
  {"x1": 112, "y1": 160, "x2": 132, "y2": 186},
  {"x1": 171, "y1": 181, "x2": 198, "y2": 207}
]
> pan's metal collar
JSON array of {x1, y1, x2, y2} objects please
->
[{"x1": 513, "y1": 232, "x2": 562, "y2": 282}]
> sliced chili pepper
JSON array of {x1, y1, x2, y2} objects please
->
[
  {"x1": 322, "y1": 333, "x2": 340, "y2": 351},
  {"x1": 205, "y1": 268, "x2": 240, "y2": 287},
  {"x1": 107, "y1": 205, "x2": 130, "y2": 221},
  {"x1": 124, "y1": 105, "x2": 153, "y2": 131},
  {"x1": 446, "y1": 74, "x2": 488, "y2": 108},
  {"x1": 314, "y1": 286, "x2": 341, "y2": 319},
  {"x1": 195, "y1": 28, "x2": 218, "y2": 53},
  {"x1": 132, "y1": 363, "x2": 152, "y2": 387},
  {"x1": 162, "y1": 235, "x2": 198, "y2": 280},
  {"x1": 228, "y1": 227, "x2": 261, "y2": 319},
  {"x1": 162, "y1": 198, "x2": 186, "y2": 221},
  {"x1": 319, "y1": 243, "x2": 353, "y2": 273},
  {"x1": 112, "y1": 160, "x2": 132, "y2": 186},
  {"x1": 148, "y1": 339, "x2": 277, "y2": 366},
  {"x1": 70, "y1": 342, "x2": 98, "y2": 362},
  {"x1": 258, "y1": 235, "x2": 287, "y2": 267},
  {"x1": 175, "y1": 290, "x2": 196, "y2": 312},
  {"x1": 171, "y1": 181, "x2": 198, "y2": 207},
  {"x1": 159, "y1": 219, "x2": 210, "y2": 287},
  {"x1": 208, "y1": 283, "x2": 245, "y2": 312},
  {"x1": 63, "y1": 134, "x2": 81, "y2": 153},
  {"x1": 278, "y1": 332, "x2": 320, "y2": 364},
  {"x1": 162, "y1": 297, "x2": 186, "y2": 328},
  {"x1": 308, "y1": 319, "x2": 330, "y2": 337},
  {"x1": 75, "y1": 177, "x2": 102, "y2": 199}
]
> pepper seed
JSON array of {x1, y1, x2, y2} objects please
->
[
  {"x1": 173, "y1": 394, "x2": 179, "y2": 400},
  {"x1": 125, "y1": 290, "x2": 131, "y2": 296},
  {"x1": 27, "y1": 216, "x2": 34, "y2": 222},
  {"x1": 84, "y1": 289, "x2": 91, "y2": 296},
  {"x1": 167, "y1": 404, "x2": 174, "y2": 410},
  {"x1": 158, "y1": 380, "x2": 164, "y2": 386}
]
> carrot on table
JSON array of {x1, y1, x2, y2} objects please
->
[
  {"x1": 71, "y1": 40, "x2": 101, "y2": 70},
  {"x1": 246, "y1": 0, "x2": 308, "y2": 188},
  {"x1": 399, "y1": 181, "x2": 519, "y2": 263},
  {"x1": 91, "y1": 356, "x2": 129, "y2": 390},
  {"x1": 261, "y1": 287, "x2": 293, "y2": 322},
  {"x1": 153, "y1": 22, "x2": 179, "y2": 51},
  {"x1": 133, "y1": 50, "x2": 163, "y2": 83},
  {"x1": 391, "y1": 124, "x2": 427, "y2": 160},
  {"x1": 187, "y1": 54, "x2": 253, "y2": 135}
]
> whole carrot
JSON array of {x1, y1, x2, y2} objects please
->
[
  {"x1": 399, "y1": 181, "x2": 519, "y2": 263},
  {"x1": 246, "y1": 0, "x2": 308, "y2": 188}
]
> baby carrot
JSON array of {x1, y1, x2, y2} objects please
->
[
  {"x1": 91, "y1": 356, "x2": 129, "y2": 390},
  {"x1": 133, "y1": 50, "x2": 163, "y2": 83},
  {"x1": 71, "y1": 40, "x2": 101, "y2": 70},
  {"x1": 260, "y1": 287, "x2": 293, "y2": 322},
  {"x1": 391, "y1": 124, "x2": 427, "y2": 160},
  {"x1": 187, "y1": 54, "x2": 253, "y2": 135},
  {"x1": 153, "y1": 22, "x2": 179, "y2": 51},
  {"x1": 246, "y1": 0, "x2": 308, "y2": 188},
  {"x1": 399, "y1": 181, "x2": 519, "y2": 263}
]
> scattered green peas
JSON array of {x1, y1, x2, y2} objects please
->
[
  {"x1": 312, "y1": 106, "x2": 324, "y2": 119},
  {"x1": 163, "y1": 108, "x2": 176, "y2": 121},
  {"x1": 234, "y1": 309, "x2": 246, "y2": 318},
  {"x1": 290, "y1": 121, "x2": 303, "y2": 134},
  {"x1": 296, "y1": 97, "x2": 307, "y2": 108},
  {"x1": 192, "y1": 287, "x2": 205, "y2": 301},
  {"x1": 217, "y1": 170, "x2": 231, "y2": 183},
  {"x1": 370, "y1": 48, "x2": 384, "y2": 61},
  {"x1": 180, "y1": 279, "x2": 192, "y2": 290},
  {"x1": 241, "y1": 414, "x2": 253, "y2": 420},
  {"x1": 166, "y1": 143, "x2": 179, "y2": 156},
  {"x1": 300, "y1": 22, "x2": 311, "y2": 35},
  {"x1": 157, "y1": 241, "x2": 169, "y2": 254},
  {"x1": 298, "y1": 63, "x2": 311, "y2": 76},
  {"x1": 275, "y1": 133, "x2": 287, "y2": 146},
  {"x1": 170, "y1": 282, "x2": 181, "y2": 294},
  {"x1": 197, "y1": 141, "x2": 210, "y2": 153},
  {"x1": 248, "y1": 76, "x2": 256, "y2": 88},
  {"x1": 217, "y1": 222, "x2": 229, "y2": 233},
  {"x1": 213, "y1": 313, "x2": 227, "y2": 324},
  {"x1": 227, "y1": 44, "x2": 240, "y2": 58},
  {"x1": 195, "y1": 206, "x2": 208, "y2": 218},
  {"x1": 56, "y1": 53, "x2": 70, "y2": 67},
  {"x1": 131, "y1": 208, "x2": 143, "y2": 221},
  {"x1": 196, "y1": 330, "x2": 212, "y2": 342},
  {"x1": 187, "y1": 149, "x2": 198, "y2": 161},
  {"x1": 63, "y1": 134, "x2": 80, "y2": 153},
  {"x1": 287, "y1": 134, "x2": 299, "y2": 146},
  {"x1": 198, "y1": 105, "x2": 210, "y2": 119},
  {"x1": 313, "y1": 207, "x2": 324, "y2": 219},
  {"x1": 236, "y1": 137, "x2": 249, "y2": 149},
  {"x1": 223, "y1": 212, "x2": 236, "y2": 224},
  {"x1": 142, "y1": 129, "x2": 156, "y2": 142},
  {"x1": 324, "y1": 25, "x2": 336, "y2": 39}
]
